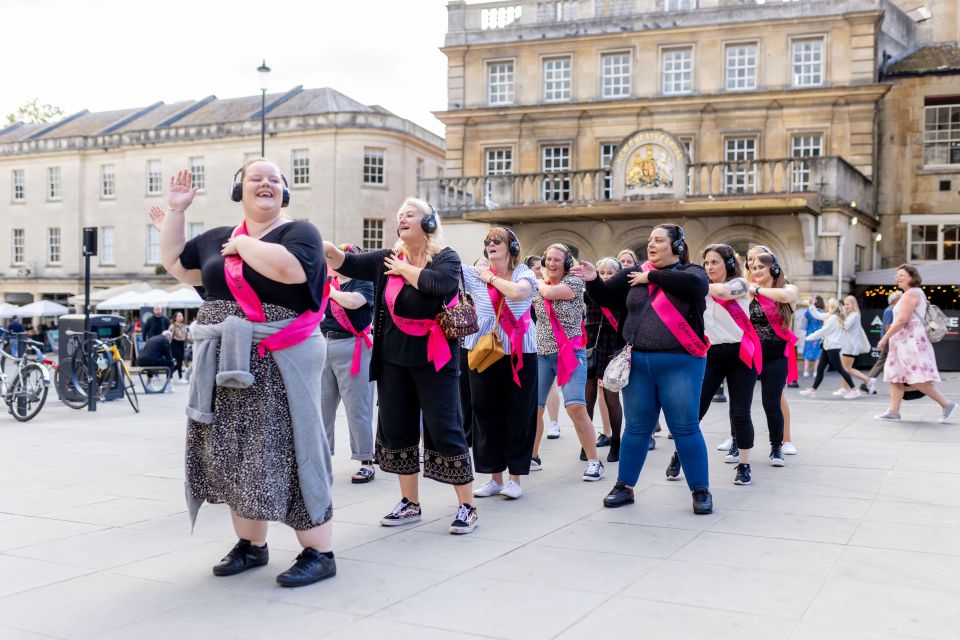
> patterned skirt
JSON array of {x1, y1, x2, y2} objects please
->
[
  {"x1": 185, "y1": 299, "x2": 332, "y2": 530},
  {"x1": 884, "y1": 317, "x2": 941, "y2": 385}
]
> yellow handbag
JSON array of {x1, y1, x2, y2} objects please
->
[{"x1": 468, "y1": 298, "x2": 508, "y2": 373}]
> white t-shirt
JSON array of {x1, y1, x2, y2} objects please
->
[{"x1": 704, "y1": 295, "x2": 750, "y2": 345}]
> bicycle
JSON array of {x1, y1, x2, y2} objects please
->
[
  {"x1": 0, "y1": 333, "x2": 51, "y2": 422},
  {"x1": 59, "y1": 331, "x2": 139, "y2": 413}
]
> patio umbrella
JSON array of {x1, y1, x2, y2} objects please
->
[
  {"x1": 97, "y1": 291, "x2": 147, "y2": 311},
  {"x1": 0, "y1": 303, "x2": 20, "y2": 319},
  {"x1": 160, "y1": 287, "x2": 203, "y2": 308},
  {"x1": 17, "y1": 300, "x2": 70, "y2": 317}
]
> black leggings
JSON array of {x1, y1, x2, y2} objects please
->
[
  {"x1": 585, "y1": 379, "x2": 623, "y2": 443},
  {"x1": 812, "y1": 348, "x2": 854, "y2": 390},
  {"x1": 700, "y1": 343, "x2": 756, "y2": 450},
  {"x1": 171, "y1": 340, "x2": 185, "y2": 379},
  {"x1": 758, "y1": 345, "x2": 787, "y2": 447}
]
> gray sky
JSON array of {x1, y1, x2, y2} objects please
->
[{"x1": 2, "y1": 0, "x2": 455, "y2": 136}]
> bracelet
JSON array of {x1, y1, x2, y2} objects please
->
[
  {"x1": 490, "y1": 275, "x2": 497, "y2": 285},
  {"x1": 167, "y1": 207, "x2": 185, "y2": 213}
]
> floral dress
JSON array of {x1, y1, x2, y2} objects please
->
[{"x1": 884, "y1": 290, "x2": 940, "y2": 385}]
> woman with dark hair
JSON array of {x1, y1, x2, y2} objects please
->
[
  {"x1": 747, "y1": 251, "x2": 799, "y2": 466},
  {"x1": 800, "y1": 296, "x2": 825, "y2": 378},
  {"x1": 574, "y1": 224, "x2": 713, "y2": 514},
  {"x1": 875, "y1": 264, "x2": 957, "y2": 423},
  {"x1": 170, "y1": 311, "x2": 189, "y2": 383},
  {"x1": 584, "y1": 257, "x2": 625, "y2": 463}
]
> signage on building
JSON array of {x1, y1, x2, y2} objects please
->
[{"x1": 610, "y1": 129, "x2": 688, "y2": 200}]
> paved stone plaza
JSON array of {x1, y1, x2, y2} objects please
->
[{"x1": 1, "y1": 372, "x2": 958, "y2": 640}]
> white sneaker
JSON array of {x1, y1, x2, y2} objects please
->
[
  {"x1": 176, "y1": 378, "x2": 190, "y2": 385},
  {"x1": 867, "y1": 378, "x2": 877, "y2": 394},
  {"x1": 530, "y1": 457, "x2": 542, "y2": 471},
  {"x1": 782, "y1": 442, "x2": 798, "y2": 455},
  {"x1": 843, "y1": 389, "x2": 861, "y2": 400},
  {"x1": 473, "y1": 480, "x2": 504, "y2": 498},
  {"x1": 583, "y1": 459, "x2": 604, "y2": 482},
  {"x1": 500, "y1": 480, "x2": 523, "y2": 499},
  {"x1": 717, "y1": 437, "x2": 734, "y2": 451},
  {"x1": 799, "y1": 388, "x2": 816, "y2": 398},
  {"x1": 874, "y1": 410, "x2": 901, "y2": 422},
  {"x1": 832, "y1": 389, "x2": 845, "y2": 396},
  {"x1": 547, "y1": 421, "x2": 561, "y2": 439},
  {"x1": 803, "y1": 371, "x2": 811, "y2": 378},
  {"x1": 940, "y1": 401, "x2": 959, "y2": 424}
]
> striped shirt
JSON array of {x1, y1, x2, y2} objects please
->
[{"x1": 462, "y1": 264, "x2": 538, "y2": 354}]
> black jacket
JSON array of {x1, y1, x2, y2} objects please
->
[{"x1": 142, "y1": 314, "x2": 170, "y2": 340}]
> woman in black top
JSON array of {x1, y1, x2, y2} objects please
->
[
  {"x1": 584, "y1": 257, "x2": 625, "y2": 463},
  {"x1": 323, "y1": 197, "x2": 478, "y2": 535},
  {"x1": 573, "y1": 224, "x2": 714, "y2": 515},
  {"x1": 159, "y1": 160, "x2": 335, "y2": 587}
]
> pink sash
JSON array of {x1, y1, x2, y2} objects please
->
[
  {"x1": 383, "y1": 254, "x2": 456, "y2": 372},
  {"x1": 487, "y1": 277, "x2": 531, "y2": 387},
  {"x1": 756, "y1": 294, "x2": 799, "y2": 383},
  {"x1": 600, "y1": 307, "x2": 619, "y2": 332},
  {"x1": 223, "y1": 221, "x2": 328, "y2": 357},
  {"x1": 712, "y1": 297, "x2": 763, "y2": 373},
  {"x1": 542, "y1": 299, "x2": 581, "y2": 386},
  {"x1": 329, "y1": 278, "x2": 373, "y2": 376},
  {"x1": 642, "y1": 261, "x2": 709, "y2": 358}
]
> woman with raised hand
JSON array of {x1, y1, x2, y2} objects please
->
[
  {"x1": 463, "y1": 227, "x2": 538, "y2": 500},
  {"x1": 531, "y1": 243, "x2": 604, "y2": 481},
  {"x1": 746, "y1": 251, "x2": 799, "y2": 467},
  {"x1": 584, "y1": 257, "x2": 625, "y2": 463},
  {"x1": 323, "y1": 198, "x2": 478, "y2": 534},
  {"x1": 160, "y1": 161, "x2": 335, "y2": 587},
  {"x1": 838, "y1": 296, "x2": 871, "y2": 392},
  {"x1": 799, "y1": 298, "x2": 859, "y2": 399},
  {"x1": 800, "y1": 296, "x2": 825, "y2": 379},
  {"x1": 574, "y1": 225, "x2": 713, "y2": 514},
  {"x1": 875, "y1": 264, "x2": 957, "y2": 423}
]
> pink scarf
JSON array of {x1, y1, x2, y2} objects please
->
[
  {"x1": 542, "y1": 298, "x2": 581, "y2": 386},
  {"x1": 756, "y1": 293, "x2": 798, "y2": 383},
  {"x1": 487, "y1": 274, "x2": 531, "y2": 387},
  {"x1": 642, "y1": 261, "x2": 709, "y2": 358},
  {"x1": 328, "y1": 278, "x2": 373, "y2": 376},
  {"x1": 223, "y1": 220, "x2": 328, "y2": 357},
  {"x1": 383, "y1": 254, "x2": 456, "y2": 372},
  {"x1": 712, "y1": 296, "x2": 763, "y2": 373}
]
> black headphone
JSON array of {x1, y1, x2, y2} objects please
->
[
  {"x1": 231, "y1": 167, "x2": 290, "y2": 207},
  {"x1": 422, "y1": 203, "x2": 438, "y2": 234},
  {"x1": 768, "y1": 253, "x2": 782, "y2": 278},
  {"x1": 484, "y1": 227, "x2": 521, "y2": 258},
  {"x1": 671, "y1": 226, "x2": 688, "y2": 256},
  {"x1": 542, "y1": 243, "x2": 575, "y2": 273}
]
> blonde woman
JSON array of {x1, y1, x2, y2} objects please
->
[
  {"x1": 839, "y1": 296, "x2": 871, "y2": 390},
  {"x1": 799, "y1": 298, "x2": 859, "y2": 399},
  {"x1": 324, "y1": 198, "x2": 478, "y2": 534}
]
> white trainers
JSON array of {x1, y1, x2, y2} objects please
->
[
  {"x1": 717, "y1": 437, "x2": 734, "y2": 451},
  {"x1": 874, "y1": 410, "x2": 901, "y2": 422},
  {"x1": 832, "y1": 388, "x2": 845, "y2": 396},
  {"x1": 530, "y1": 456, "x2": 542, "y2": 471},
  {"x1": 547, "y1": 421, "x2": 561, "y2": 439},
  {"x1": 803, "y1": 371, "x2": 811, "y2": 378},
  {"x1": 799, "y1": 388, "x2": 816, "y2": 398},
  {"x1": 583, "y1": 459, "x2": 604, "y2": 482},
  {"x1": 782, "y1": 442, "x2": 798, "y2": 455},
  {"x1": 843, "y1": 389, "x2": 861, "y2": 400},
  {"x1": 940, "y1": 401, "x2": 958, "y2": 424},
  {"x1": 867, "y1": 378, "x2": 877, "y2": 394},
  {"x1": 473, "y1": 480, "x2": 504, "y2": 498},
  {"x1": 500, "y1": 480, "x2": 523, "y2": 499}
]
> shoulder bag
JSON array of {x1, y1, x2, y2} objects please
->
[
  {"x1": 468, "y1": 298, "x2": 507, "y2": 372},
  {"x1": 438, "y1": 267, "x2": 479, "y2": 339}
]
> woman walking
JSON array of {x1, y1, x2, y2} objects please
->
[
  {"x1": 323, "y1": 198, "x2": 478, "y2": 533},
  {"x1": 160, "y1": 161, "x2": 336, "y2": 587},
  {"x1": 584, "y1": 257, "x2": 625, "y2": 463},
  {"x1": 800, "y1": 296, "x2": 825, "y2": 378},
  {"x1": 170, "y1": 311, "x2": 189, "y2": 384},
  {"x1": 839, "y1": 296, "x2": 871, "y2": 391},
  {"x1": 575, "y1": 225, "x2": 713, "y2": 514},
  {"x1": 875, "y1": 264, "x2": 957, "y2": 423},
  {"x1": 799, "y1": 298, "x2": 860, "y2": 399},
  {"x1": 464, "y1": 228, "x2": 538, "y2": 499}
]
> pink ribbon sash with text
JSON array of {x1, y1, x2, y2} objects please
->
[
  {"x1": 755, "y1": 294, "x2": 798, "y2": 383},
  {"x1": 487, "y1": 276, "x2": 531, "y2": 387},
  {"x1": 328, "y1": 278, "x2": 373, "y2": 376},
  {"x1": 712, "y1": 296, "x2": 763, "y2": 373},
  {"x1": 642, "y1": 261, "x2": 709, "y2": 358}
]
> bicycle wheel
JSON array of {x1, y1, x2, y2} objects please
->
[
  {"x1": 120, "y1": 366, "x2": 139, "y2": 413},
  {"x1": 11, "y1": 363, "x2": 49, "y2": 422},
  {"x1": 57, "y1": 362, "x2": 89, "y2": 410}
]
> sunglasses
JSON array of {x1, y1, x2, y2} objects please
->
[{"x1": 483, "y1": 237, "x2": 504, "y2": 247}]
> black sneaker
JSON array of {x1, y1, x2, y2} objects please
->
[
  {"x1": 724, "y1": 440, "x2": 740, "y2": 464},
  {"x1": 665, "y1": 451, "x2": 682, "y2": 481},
  {"x1": 603, "y1": 480, "x2": 635, "y2": 508},
  {"x1": 859, "y1": 383, "x2": 869, "y2": 393},
  {"x1": 579, "y1": 447, "x2": 587, "y2": 461},
  {"x1": 692, "y1": 487, "x2": 713, "y2": 515},
  {"x1": 212, "y1": 539, "x2": 269, "y2": 576},
  {"x1": 787, "y1": 381, "x2": 799, "y2": 388},
  {"x1": 734, "y1": 463, "x2": 752, "y2": 485},
  {"x1": 449, "y1": 503, "x2": 478, "y2": 534},
  {"x1": 607, "y1": 439, "x2": 620, "y2": 463},
  {"x1": 379, "y1": 498, "x2": 422, "y2": 526},
  {"x1": 596, "y1": 434, "x2": 612, "y2": 447},
  {"x1": 769, "y1": 445, "x2": 785, "y2": 467},
  {"x1": 276, "y1": 548, "x2": 336, "y2": 587}
]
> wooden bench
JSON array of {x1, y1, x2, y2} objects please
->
[{"x1": 129, "y1": 365, "x2": 173, "y2": 394}]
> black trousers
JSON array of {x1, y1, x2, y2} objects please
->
[
  {"x1": 459, "y1": 347, "x2": 475, "y2": 447},
  {"x1": 376, "y1": 360, "x2": 473, "y2": 485},
  {"x1": 700, "y1": 343, "x2": 756, "y2": 450},
  {"x1": 171, "y1": 340, "x2": 186, "y2": 378},
  {"x1": 758, "y1": 345, "x2": 787, "y2": 447},
  {"x1": 812, "y1": 347, "x2": 854, "y2": 390},
  {"x1": 469, "y1": 353, "x2": 538, "y2": 475}
]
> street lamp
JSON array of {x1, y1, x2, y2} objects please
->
[{"x1": 257, "y1": 59, "x2": 271, "y2": 158}]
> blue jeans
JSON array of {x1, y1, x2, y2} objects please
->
[
  {"x1": 536, "y1": 350, "x2": 587, "y2": 407},
  {"x1": 619, "y1": 351, "x2": 709, "y2": 491}
]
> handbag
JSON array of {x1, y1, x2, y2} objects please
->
[
  {"x1": 437, "y1": 268, "x2": 479, "y2": 339},
  {"x1": 468, "y1": 298, "x2": 507, "y2": 372},
  {"x1": 602, "y1": 346, "x2": 632, "y2": 392}
]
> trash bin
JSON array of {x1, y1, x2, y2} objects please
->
[{"x1": 56, "y1": 314, "x2": 125, "y2": 402}]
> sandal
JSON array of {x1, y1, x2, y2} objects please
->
[{"x1": 351, "y1": 466, "x2": 375, "y2": 484}]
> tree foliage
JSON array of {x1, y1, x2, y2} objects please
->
[{"x1": 5, "y1": 99, "x2": 65, "y2": 125}]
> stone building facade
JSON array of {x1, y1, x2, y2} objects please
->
[
  {"x1": 427, "y1": 0, "x2": 956, "y2": 298},
  {"x1": 0, "y1": 87, "x2": 444, "y2": 304}
]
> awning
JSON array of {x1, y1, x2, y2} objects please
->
[
  {"x1": 855, "y1": 261, "x2": 960, "y2": 286},
  {"x1": 67, "y1": 281, "x2": 154, "y2": 306}
]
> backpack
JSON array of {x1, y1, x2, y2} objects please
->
[{"x1": 924, "y1": 303, "x2": 948, "y2": 343}]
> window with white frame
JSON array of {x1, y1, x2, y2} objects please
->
[
  {"x1": 663, "y1": 0, "x2": 697, "y2": 9},
  {"x1": 11, "y1": 229, "x2": 24, "y2": 264},
  {"x1": 100, "y1": 226, "x2": 115, "y2": 265},
  {"x1": 145, "y1": 225, "x2": 161, "y2": 264},
  {"x1": 601, "y1": 52, "x2": 631, "y2": 98},
  {"x1": 188, "y1": 222, "x2": 205, "y2": 239},
  {"x1": 724, "y1": 137, "x2": 757, "y2": 194},
  {"x1": 662, "y1": 47, "x2": 693, "y2": 95},
  {"x1": 363, "y1": 148, "x2": 385, "y2": 185},
  {"x1": 189, "y1": 156, "x2": 205, "y2": 191},
  {"x1": 909, "y1": 222, "x2": 960, "y2": 261},
  {"x1": 11, "y1": 169, "x2": 25, "y2": 202},
  {"x1": 600, "y1": 143, "x2": 617, "y2": 199},
  {"x1": 487, "y1": 61, "x2": 515, "y2": 105},
  {"x1": 792, "y1": 38, "x2": 824, "y2": 87},
  {"x1": 362, "y1": 218, "x2": 385, "y2": 251},
  {"x1": 543, "y1": 57, "x2": 572, "y2": 102},
  {"x1": 790, "y1": 133, "x2": 822, "y2": 191},
  {"x1": 725, "y1": 43, "x2": 757, "y2": 91},
  {"x1": 47, "y1": 227, "x2": 61, "y2": 265},
  {"x1": 542, "y1": 145, "x2": 571, "y2": 201},
  {"x1": 292, "y1": 149, "x2": 310, "y2": 185},
  {"x1": 146, "y1": 160, "x2": 162, "y2": 195},
  {"x1": 485, "y1": 148, "x2": 513, "y2": 200},
  {"x1": 944, "y1": 224, "x2": 960, "y2": 260},
  {"x1": 100, "y1": 164, "x2": 116, "y2": 198},
  {"x1": 854, "y1": 244, "x2": 865, "y2": 274},
  {"x1": 923, "y1": 103, "x2": 960, "y2": 166},
  {"x1": 47, "y1": 167, "x2": 62, "y2": 200}
]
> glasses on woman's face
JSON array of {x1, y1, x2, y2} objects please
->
[{"x1": 483, "y1": 237, "x2": 504, "y2": 247}]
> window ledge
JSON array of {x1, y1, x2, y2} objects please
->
[
  {"x1": 362, "y1": 184, "x2": 388, "y2": 190},
  {"x1": 292, "y1": 184, "x2": 311, "y2": 190},
  {"x1": 917, "y1": 166, "x2": 960, "y2": 175}
]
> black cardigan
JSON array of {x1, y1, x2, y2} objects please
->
[
  {"x1": 585, "y1": 262, "x2": 708, "y2": 354},
  {"x1": 338, "y1": 247, "x2": 462, "y2": 379}
]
